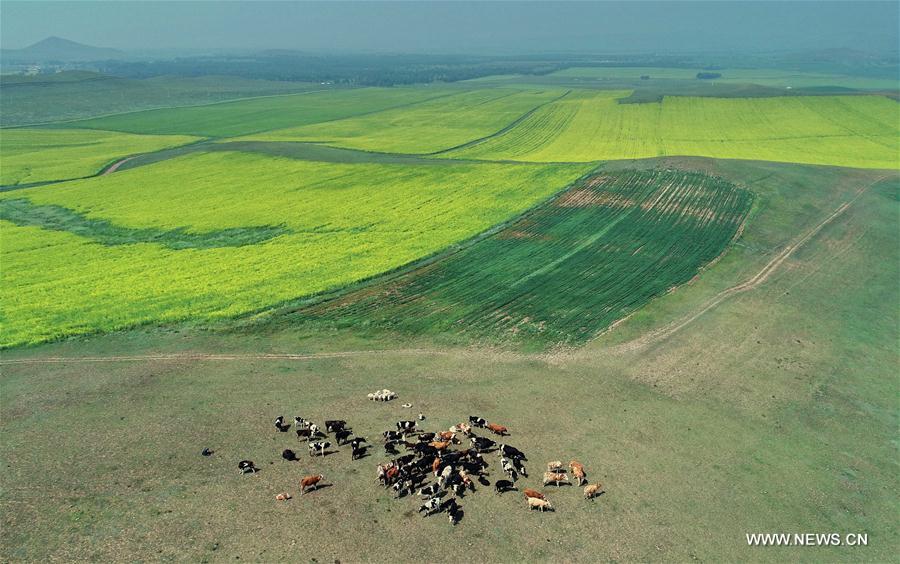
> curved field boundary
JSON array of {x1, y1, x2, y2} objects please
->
[
  {"x1": 427, "y1": 89, "x2": 572, "y2": 155},
  {"x1": 287, "y1": 169, "x2": 754, "y2": 347},
  {"x1": 607, "y1": 179, "x2": 877, "y2": 352}
]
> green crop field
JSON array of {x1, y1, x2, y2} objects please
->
[
  {"x1": 58, "y1": 87, "x2": 454, "y2": 138},
  {"x1": 448, "y1": 90, "x2": 900, "y2": 169},
  {"x1": 239, "y1": 88, "x2": 565, "y2": 153},
  {"x1": 0, "y1": 72, "x2": 322, "y2": 127},
  {"x1": 0, "y1": 150, "x2": 590, "y2": 347},
  {"x1": 550, "y1": 66, "x2": 900, "y2": 90},
  {"x1": 291, "y1": 169, "x2": 752, "y2": 346},
  {"x1": 0, "y1": 128, "x2": 198, "y2": 186}
]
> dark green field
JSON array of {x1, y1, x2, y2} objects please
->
[{"x1": 287, "y1": 169, "x2": 753, "y2": 347}]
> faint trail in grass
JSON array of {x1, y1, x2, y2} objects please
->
[
  {"x1": 0, "y1": 198, "x2": 291, "y2": 249},
  {"x1": 605, "y1": 178, "x2": 878, "y2": 352}
]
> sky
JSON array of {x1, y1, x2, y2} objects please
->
[{"x1": 2, "y1": 1, "x2": 898, "y2": 55}]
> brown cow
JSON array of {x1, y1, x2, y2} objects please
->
[
  {"x1": 569, "y1": 461, "x2": 587, "y2": 485},
  {"x1": 437, "y1": 431, "x2": 457, "y2": 443},
  {"x1": 523, "y1": 488, "x2": 546, "y2": 500},
  {"x1": 432, "y1": 456, "x2": 442, "y2": 476},
  {"x1": 486, "y1": 423, "x2": 508, "y2": 436},
  {"x1": 299, "y1": 474, "x2": 324, "y2": 495},
  {"x1": 275, "y1": 492, "x2": 292, "y2": 501},
  {"x1": 583, "y1": 483, "x2": 604, "y2": 500},
  {"x1": 542, "y1": 471, "x2": 570, "y2": 487},
  {"x1": 527, "y1": 497, "x2": 553, "y2": 512},
  {"x1": 429, "y1": 441, "x2": 451, "y2": 451}
]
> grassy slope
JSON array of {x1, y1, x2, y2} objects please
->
[
  {"x1": 0, "y1": 152, "x2": 590, "y2": 346},
  {"x1": 0, "y1": 73, "x2": 322, "y2": 127},
  {"x1": 237, "y1": 88, "x2": 565, "y2": 153},
  {"x1": 0, "y1": 128, "x2": 198, "y2": 186},
  {"x1": 1, "y1": 160, "x2": 896, "y2": 562},
  {"x1": 55, "y1": 87, "x2": 455, "y2": 138},
  {"x1": 449, "y1": 90, "x2": 900, "y2": 169}
]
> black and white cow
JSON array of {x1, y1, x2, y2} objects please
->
[
  {"x1": 418, "y1": 483, "x2": 441, "y2": 497},
  {"x1": 418, "y1": 497, "x2": 441, "y2": 516},
  {"x1": 396, "y1": 420, "x2": 417, "y2": 434},
  {"x1": 383, "y1": 430, "x2": 403, "y2": 443},
  {"x1": 468, "y1": 416, "x2": 487, "y2": 428},
  {"x1": 500, "y1": 457, "x2": 518, "y2": 481},
  {"x1": 274, "y1": 416, "x2": 290, "y2": 432},
  {"x1": 308, "y1": 441, "x2": 331, "y2": 457},
  {"x1": 417, "y1": 432, "x2": 437, "y2": 443},
  {"x1": 351, "y1": 444, "x2": 367, "y2": 460},
  {"x1": 294, "y1": 416, "x2": 307, "y2": 428},
  {"x1": 238, "y1": 460, "x2": 257, "y2": 474},
  {"x1": 349, "y1": 437, "x2": 367, "y2": 450}
]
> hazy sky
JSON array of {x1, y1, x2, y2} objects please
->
[{"x1": 2, "y1": 1, "x2": 898, "y2": 55}]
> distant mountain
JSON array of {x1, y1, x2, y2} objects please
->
[{"x1": 2, "y1": 36, "x2": 126, "y2": 62}]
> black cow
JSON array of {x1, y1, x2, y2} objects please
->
[
  {"x1": 335, "y1": 429, "x2": 353, "y2": 445},
  {"x1": 238, "y1": 460, "x2": 257, "y2": 474},
  {"x1": 498, "y1": 444, "x2": 527, "y2": 461},
  {"x1": 468, "y1": 416, "x2": 487, "y2": 428},
  {"x1": 384, "y1": 441, "x2": 399, "y2": 455},
  {"x1": 325, "y1": 420, "x2": 347, "y2": 433},
  {"x1": 470, "y1": 436, "x2": 496, "y2": 452},
  {"x1": 296, "y1": 428, "x2": 312, "y2": 441},
  {"x1": 396, "y1": 420, "x2": 417, "y2": 434},
  {"x1": 494, "y1": 479, "x2": 516, "y2": 494},
  {"x1": 282, "y1": 449, "x2": 298, "y2": 461},
  {"x1": 308, "y1": 441, "x2": 331, "y2": 457},
  {"x1": 351, "y1": 444, "x2": 367, "y2": 460}
]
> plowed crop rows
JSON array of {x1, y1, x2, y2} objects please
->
[{"x1": 293, "y1": 169, "x2": 753, "y2": 346}]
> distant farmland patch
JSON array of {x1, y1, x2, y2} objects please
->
[
  {"x1": 239, "y1": 88, "x2": 566, "y2": 153},
  {"x1": 287, "y1": 169, "x2": 753, "y2": 347},
  {"x1": 0, "y1": 128, "x2": 198, "y2": 186},
  {"x1": 448, "y1": 90, "x2": 899, "y2": 169},
  {"x1": 58, "y1": 87, "x2": 452, "y2": 138}
]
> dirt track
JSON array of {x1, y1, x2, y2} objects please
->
[{"x1": 607, "y1": 181, "x2": 874, "y2": 352}]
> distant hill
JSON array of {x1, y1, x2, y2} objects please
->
[{"x1": 2, "y1": 36, "x2": 126, "y2": 62}]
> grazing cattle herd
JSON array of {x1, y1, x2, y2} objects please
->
[{"x1": 231, "y1": 396, "x2": 605, "y2": 523}]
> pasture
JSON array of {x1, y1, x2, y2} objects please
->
[
  {"x1": 292, "y1": 169, "x2": 753, "y2": 347},
  {"x1": 0, "y1": 152, "x2": 590, "y2": 346},
  {"x1": 0, "y1": 128, "x2": 198, "y2": 186},
  {"x1": 448, "y1": 90, "x2": 900, "y2": 169},
  {"x1": 1, "y1": 160, "x2": 896, "y2": 562}
]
